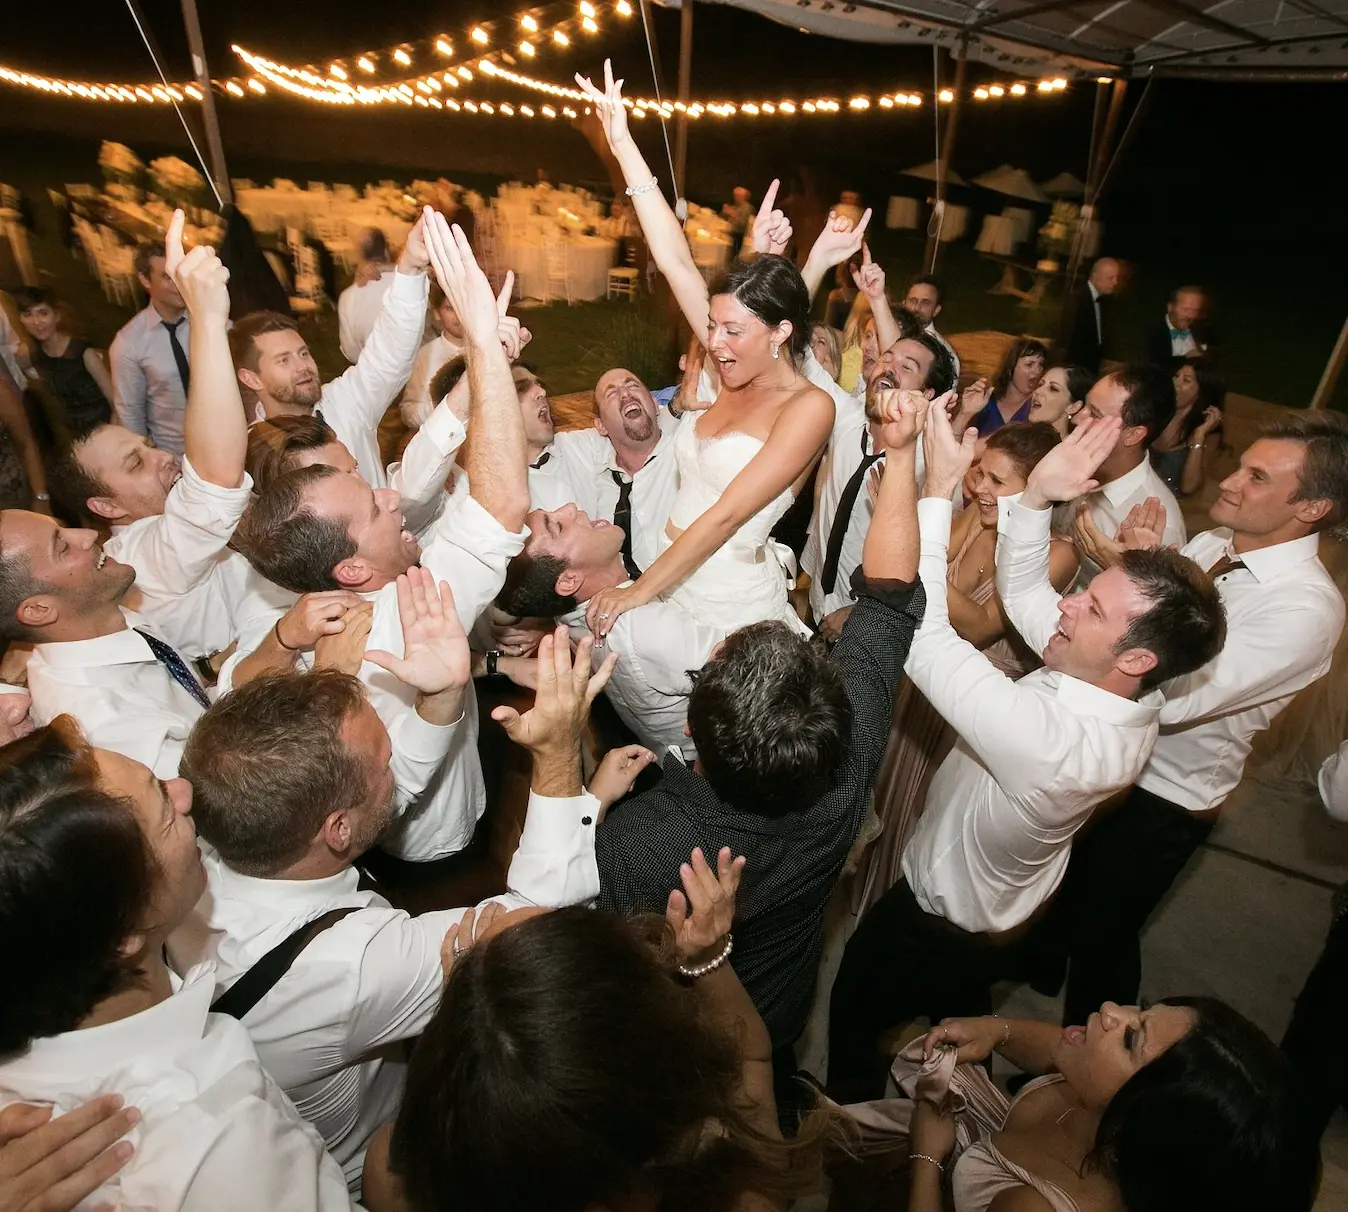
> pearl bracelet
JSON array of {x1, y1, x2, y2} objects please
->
[
  {"x1": 625, "y1": 176, "x2": 660, "y2": 197},
  {"x1": 678, "y1": 933, "x2": 733, "y2": 978},
  {"x1": 911, "y1": 1152, "x2": 945, "y2": 1173}
]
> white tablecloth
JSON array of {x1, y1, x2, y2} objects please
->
[
  {"x1": 690, "y1": 234, "x2": 732, "y2": 276},
  {"x1": 938, "y1": 204, "x2": 969, "y2": 242},
  {"x1": 498, "y1": 236, "x2": 616, "y2": 301},
  {"x1": 1003, "y1": 206, "x2": 1035, "y2": 247},
  {"x1": 886, "y1": 196, "x2": 920, "y2": 230},
  {"x1": 975, "y1": 214, "x2": 1016, "y2": 257}
]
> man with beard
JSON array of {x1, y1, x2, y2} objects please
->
[{"x1": 229, "y1": 213, "x2": 431, "y2": 490}]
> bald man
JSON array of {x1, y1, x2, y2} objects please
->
[{"x1": 1063, "y1": 256, "x2": 1119, "y2": 375}]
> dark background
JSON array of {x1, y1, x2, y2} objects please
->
[{"x1": 3, "y1": 0, "x2": 1347, "y2": 403}]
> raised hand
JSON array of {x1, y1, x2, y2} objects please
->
[
  {"x1": 490, "y1": 626, "x2": 617, "y2": 754},
  {"x1": 275, "y1": 590, "x2": 367, "y2": 652},
  {"x1": 850, "y1": 244, "x2": 886, "y2": 300},
  {"x1": 589, "y1": 743, "x2": 657, "y2": 821},
  {"x1": 665, "y1": 845, "x2": 745, "y2": 967},
  {"x1": 364, "y1": 566, "x2": 470, "y2": 696},
  {"x1": 397, "y1": 212, "x2": 431, "y2": 275},
  {"x1": 1117, "y1": 496, "x2": 1166, "y2": 551},
  {"x1": 750, "y1": 178, "x2": 792, "y2": 257},
  {"x1": 1193, "y1": 404, "x2": 1222, "y2": 441},
  {"x1": 807, "y1": 206, "x2": 873, "y2": 271},
  {"x1": 166, "y1": 209, "x2": 231, "y2": 323},
  {"x1": 493, "y1": 271, "x2": 528, "y2": 359},
  {"x1": 420, "y1": 207, "x2": 499, "y2": 345},
  {"x1": 921, "y1": 393, "x2": 978, "y2": 495},
  {"x1": 312, "y1": 602, "x2": 374, "y2": 675},
  {"x1": 956, "y1": 377, "x2": 992, "y2": 424},
  {"x1": 574, "y1": 59, "x2": 631, "y2": 150},
  {"x1": 1022, "y1": 416, "x2": 1123, "y2": 510},
  {"x1": 872, "y1": 387, "x2": 937, "y2": 454}
]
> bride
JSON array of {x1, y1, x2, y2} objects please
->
[{"x1": 577, "y1": 61, "x2": 839, "y2": 641}]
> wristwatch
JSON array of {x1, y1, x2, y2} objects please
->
[{"x1": 485, "y1": 649, "x2": 503, "y2": 677}]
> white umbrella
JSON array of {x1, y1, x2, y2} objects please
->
[
  {"x1": 970, "y1": 165, "x2": 1050, "y2": 203},
  {"x1": 901, "y1": 160, "x2": 967, "y2": 187},
  {"x1": 1041, "y1": 171, "x2": 1087, "y2": 198}
]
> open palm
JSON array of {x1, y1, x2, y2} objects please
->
[
  {"x1": 575, "y1": 59, "x2": 630, "y2": 149},
  {"x1": 364, "y1": 567, "x2": 470, "y2": 695}
]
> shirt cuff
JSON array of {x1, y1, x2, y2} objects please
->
[
  {"x1": 918, "y1": 495, "x2": 953, "y2": 544},
  {"x1": 398, "y1": 702, "x2": 463, "y2": 762},
  {"x1": 418, "y1": 400, "x2": 467, "y2": 454},
  {"x1": 389, "y1": 267, "x2": 431, "y2": 301},
  {"x1": 505, "y1": 790, "x2": 601, "y2": 906},
  {"x1": 179, "y1": 454, "x2": 254, "y2": 501},
  {"x1": 1003, "y1": 494, "x2": 1054, "y2": 541}
]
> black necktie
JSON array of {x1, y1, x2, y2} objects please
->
[
  {"x1": 163, "y1": 318, "x2": 190, "y2": 394},
  {"x1": 135, "y1": 628, "x2": 210, "y2": 710},
  {"x1": 609, "y1": 468, "x2": 642, "y2": 581},
  {"x1": 1206, "y1": 553, "x2": 1246, "y2": 581},
  {"x1": 530, "y1": 451, "x2": 551, "y2": 469},
  {"x1": 820, "y1": 429, "x2": 882, "y2": 595}
]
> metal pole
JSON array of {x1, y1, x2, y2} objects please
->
[
  {"x1": 180, "y1": 0, "x2": 233, "y2": 207},
  {"x1": 673, "y1": 0, "x2": 694, "y2": 200},
  {"x1": 924, "y1": 35, "x2": 968, "y2": 273},
  {"x1": 1310, "y1": 313, "x2": 1348, "y2": 410}
]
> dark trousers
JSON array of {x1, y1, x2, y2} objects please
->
[
  {"x1": 1043, "y1": 784, "x2": 1213, "y2": 1026},
  {"x1": 1282, "y1": 901, "x2": 1348, "y2": 1140},
  {"x1": 826, "y1": 879, "x2": 1031, "y2": 1104}
]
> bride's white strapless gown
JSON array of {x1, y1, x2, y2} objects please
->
[{"x1": 658, "y1": 411, "x2": 810, "y2": 636}]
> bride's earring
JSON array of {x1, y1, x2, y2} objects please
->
[{"x1": 770, "y1": 343, "x2": 780, "y2": 361}]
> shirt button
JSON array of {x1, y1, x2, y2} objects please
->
[{"x1": 581, "y1": 816, "x2": 593, "y2": 826}]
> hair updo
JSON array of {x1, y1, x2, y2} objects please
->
[{"x1": 709, "y1": 254, "x2": 812, "y2": 363}]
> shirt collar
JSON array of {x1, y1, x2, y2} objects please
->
[
  {"x1": 1049, "y1": 671, "x2": 1163, "y2": 728},
  {"x1": 1212, "y1": 528, "x2": 1323, "y2": 583},
  {"x1": 602, "y1": 430, "x2": 668, "y2": 478},
  {"x1": 0, "y1": 963, "x2": 214, "y2": 1081},
  {"x1": 1088, "y1": 282, "x2": 1100, "y2": 302},
  {"x1": 1099, "y1": 455, "x2": 1153, "y2": 506},
  {"x1": 206, "y1": 852, "x2": 362, "y2": 909},
  {"x1": 34, "y1": 619, "x2": 155, "y2": 668}
]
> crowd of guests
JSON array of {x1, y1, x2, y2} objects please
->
[{"x1": 0, "y1": 60, "x2": 1343, "y2": 1212}]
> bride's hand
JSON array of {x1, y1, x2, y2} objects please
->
[
  {"x1": 575, "y1": 59, "x2": 630, "y2": 150},
  {"x1": 586, "y1": 583, "x2": 641, "y2": 640}
]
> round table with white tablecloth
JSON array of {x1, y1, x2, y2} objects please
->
[
  {"x1": 938, "y1": 204, "x2": 969, "y2": 242},
  {"x1": 689, "y1": 233, "x2": 733, "y2": 278},
  {"x1": 498, "y1": 234, "x2": 616, "y2": 302},
  {"x1": 975, "y1": 214, "x2": 1016, "y2": 257},
  {"x1": 886, "y1": 196, "x2": 920, "y2": 230}
]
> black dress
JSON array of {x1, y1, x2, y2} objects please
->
[{"x1": 29, "y1": 338, "x2": 112, "y2": 435}]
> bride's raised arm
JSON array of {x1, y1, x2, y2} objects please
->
[{"x1": 576, "y1": 61, "x2": 711, "y2": 339}]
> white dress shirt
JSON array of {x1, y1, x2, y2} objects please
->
[
  {"x1": 927, "y1": 324, "x2": 961, "y2": 379},
  {"x1": 1089, "y1": 280, "x2": 1102, "y2": 343},
  {"x1": 901, "y1": 498, "x2": 1163, "y2": 934},
  {"x1": 0, "y1": 963, "x2": 353, "y2": 1212},
  {"x1": 337, "y1": 268, "x2": 395, "y2": 364},
  {"x1": 548, "y1": 412, "x2": 681, "y2": 573},
  {"x1": 448, "y1": 447, "x2": 587, "y2": 515},
  {"x1": 399, "y1": 332, "x2": 464, "y2": 430},
  {"x1": 221, "y1": 489, "x2": 526, "y2": 861},
  {"x1": 105, "y1": 457, "x2": 253, "y2": 660},
  {"x1": 109, "y1": 304, "x2": 191, "y2": 455},
  {"x1": 1137, "y1": 528, "x2": 1344, "y2": 812},
  {"x1": 254, "y1": 270, "x2": 427, "y2": 490},
  {"x1": 1166, "y1": 310, "x2": 1198, "y2": 357},
  {"x1": 27, "y1": 615, "x2": 207, "y2": 778},
  {"x1": 169, "y1": 789, "x2": 599, "y2": 1188},
  {"x1": 1056, "y1": 453, "x2": 1186, "y2": 589},
  {"x1": 562, "y1": 586, "x2": 723, "y2": 759}
]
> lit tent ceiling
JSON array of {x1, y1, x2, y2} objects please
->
[{"x1": 678, "y1": 0, "x2": 1348, "y2": 75}]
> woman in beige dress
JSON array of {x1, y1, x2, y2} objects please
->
[{"x1": 853, "y1": 423, "x2": 1079, "y2": 914}]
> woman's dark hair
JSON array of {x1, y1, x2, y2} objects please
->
[
  {"x1": 984, "y1": 421, "x2": 1062, "y2": 481},
  {"x1": 0, "y1": 718, "x2": 153, "y2": 1056},
  {"x1": 245, "y1": 414, "x2": 340, "y2": 493},
  {"x1": 12, "y1": 286, "x2": 59, "y2": 314},
  {"x1": 1055, "y1": 363, "x2": 1094, "y2": 409},
  {"x1": 389, "y1": 906, "x2": 823, "y2": 1212},
  {"x1": 1092, "y1": 996, "x2": 1319, "y2": 1212},
  {"x1": 992, "y1": 338, "x2": 1049, "y2": 400},
  {"x1": 709, "y1": 254, "x2": 812, "y2": 364},
  {"x1": 1175, "y1": 356, "x2": 1227, "y2": 443}
]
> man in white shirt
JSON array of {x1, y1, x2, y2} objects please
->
[
  {"x1": 108, "y1": 240, "x2": 192, "y2": 455},
  {"x1": 171, "y1": 656, "x2": 601, "y2": 1190},
  {"x1": 230, "y1": 211, "x2": 431, "y2": 487},
  {"x1": 399, "y1": 280, "x2": 466, "y2": 429},
  {"x1": 1039, "y1": 413, "x2": 1348, "y2": 1026},
  {"x1": 827, "y1": 410, "x2": 1226, "y2": 1103},
  {"x1": 0, "y1": 234, "x2": 250, "y2": 777},
  {"x1": 497, "y1": 501, "x2": 723, "y2": 759},
  {"x1": 225, "y1": 216, "x2": 530, "y2": 861},
  {"x1": 337, "y1": 227, "x2": 396, "y2": 363},
  {"x1": 1057, "y1": 363, "x2": 1186, "y2": 588},
  {"x1": 0, "y1": 719, "x2": 353, "y2": 1211},
  {"x1": 548, "y1": 367, "x2": 680, "y2": 574},
  {"x1": 804, "y1": 331, "x2": 953, "y2": 633},
  {"x1": 902, "y1": 273, "x2": 961, "y2": 379}
]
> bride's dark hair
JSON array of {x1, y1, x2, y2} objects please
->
[{"x1": 710, "y1": 254, "x2": 812, "y2": 364}]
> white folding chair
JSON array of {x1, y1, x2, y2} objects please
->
[
  {"x1": 543, "y1": 240, "x2": 572, "y2": 304},
  {"x1": 607, "y1": 267, "x2": 639, "y2": 301}
]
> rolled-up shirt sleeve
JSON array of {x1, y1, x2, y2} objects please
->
[{"x1": 995, "y1": 494, "x2": 1063, "y2": 658}]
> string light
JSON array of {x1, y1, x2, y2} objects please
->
[
  {"x1": 248, "y1": 78, "x2": 266, "y2": 94},
  {"x1": 393, "y1": 48, "x2": 411, "y2": 66},
  {"x1": 358, "y1": 56, "x2": 376, "y2": 73},
  {"x1": 1010, "y1": 82, "x2": 1026, "y2": 95},
  {"x1": 582, "y1": 16, "x2": 598, "y2": 32},
  {"x1": 848, "y1": 96, "x2": 869, "y2": 109},
  {"x1": 471, "y1": 27, "x2": 489, "y2": 45},
  {"x1": 580, "y1": 1, "x2": 597, "y2": 15},
  {"x1": 521, "y1": 14, "x2": 539, "y2": 32},
  {"x1": 435, "y1": 38, "x2": 454, "y2": 56},
  {"x1": 616, "y1": 0, "x2": 633, "y2": 12},
  {"x1": 519, "y1": 41, "x2": 536, "y2": 57},
  {"x1": 330, "y1": 64, "x2": 347, "y2": 80},
  {"x1": 225, "y1": 81, "x2": 244, "y2": 97},
  {"x1": 553, "y1": 29, "x2": 570, "y2": 45},
  {"x1": 939, "y1": 88, "x2": 954, "y2": 102},
  {"x1": 988, "y1": 84, "x2": 1004, "y2": 96}
]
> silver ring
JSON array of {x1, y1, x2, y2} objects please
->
[
  {"x1": 452, "y1": 934, "x2": 462, "y2": 958},
  {"x1": 598, "y1": 612, "x2": 611, "y2": 621}
]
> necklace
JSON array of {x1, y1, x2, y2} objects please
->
[{"x1": 1056, "y1": 1106, "x2": 1075, "y2": 1127}]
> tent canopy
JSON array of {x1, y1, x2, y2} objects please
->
[
  {"x1": 903, "y1": 159, "x2": 968, "y2": 185},
  {"x1": 1041, "y1": 171, "x2": 1088, "y2": 197},
  {"x1": 971, "y1": 165, "x2": 1050, "y2": 201},
  {"x1": 682, "y1": 0, "x2": 1348, "y2": 75}
]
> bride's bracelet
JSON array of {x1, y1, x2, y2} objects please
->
[
  {"x1": 993, "y1": 1017, "x2": 1012, "y2": 1049},
  {"x1": 678, "y1": 933, "x2": 733, "y2": 978},
  {"x1": 625, "y1": 176, "x2": 660, "y2": 197}
]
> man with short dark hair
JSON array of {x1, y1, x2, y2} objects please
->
[
  {"x1": 1144, "y1": 284, "x2": 1216, "y2": 368},
  {"x1": 827, "y1": 410, "x2": 1227, "y2": 1102},
  {"x1": 1041, "y1": 413, "x2": 1348, "y2": 1024},
  {"x1": 338, "y1": 226, "x2": 396, "y2": 363},
  {"x1": 108, "y1": 239, "x2": 191, "y2": 453},
  {"x1": 170, "y1": 601, "x2": 602, "y2": 1189},
  {"x1": 230, "y1": 211, "x2": 432, "y2": 489},
  {"x1": 903, "y1": 273, "x2": 961, "y2": 378},
  {"x1": 1057, "y1": 363, "x2": 1185, "y2": 587},
  {"x1": 581, "y1": 387, "x2": 927, "y2": 1054}
]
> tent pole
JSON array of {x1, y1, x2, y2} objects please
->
[
  {"x1": 924, "y1": 34, "x2": 968, "y2": 273},
  {"x1": 673, "y1": 0, "x2": 694, "y2": 200},
  {"x1": 1309, "y1": 313, "x2": 1348, "y2": 410},
  {"x1": 180, "y1": 0, "x2": 232, "y2": 206}
]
